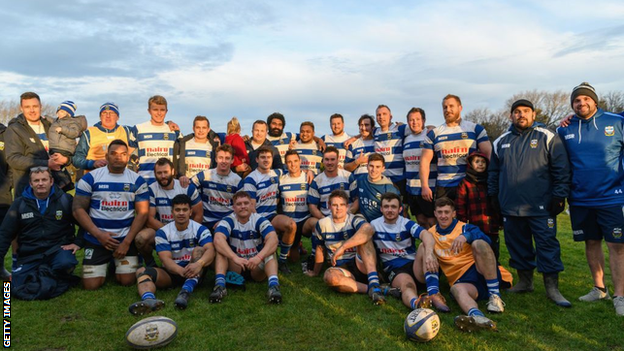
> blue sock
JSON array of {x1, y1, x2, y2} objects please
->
[
  {"x1": 486, "y1": 278, "x2": 500, "y2": 297},
  {"x1": 215, "y1": 274, "x2": 226, "y2": 288},
  {"x1": 367, "y1": 272, "x2": 380, "y2": 291},
  {"x1": 268, "y1": 275, "x2": 279, "y2": 288},
  {"x1": 182, "y1": 278, "x2": 198, "y2": 293},
  {"x1": 468, "y1": 308, "x2": 485, "y2": 317},
  {"x1": 425, "y1": 271, "x2": 440, "y2": 295},
  {"x1": 141, "y1": 292, "x2": 156, "y2": 301},
  {"x1": 279, "y1": 240, "x2": 292, "y2": 263},
  {"x1": 410, "y1": 297, "x2": 418, "y2": 309}
]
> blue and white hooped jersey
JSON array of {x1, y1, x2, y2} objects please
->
[
  {"x1": 76, "y1": 167, "x2": 149, "y2": 245},
  {"x1": 308, "y1": 169, "x2": 356, "y2": 216},
  {"x1": 215, "y1": 213, "x2": 275, "y2": 259},
  {"x1": 279, "y1": 172, "x2": 310, "y2": 223},
  {"x1": 149, "y1": 179, "x2": 201, "y2": 224},
  {"x1": 243, "y1": 169, "x2": 283, "y2": 220},
  {"x1": 28, "y1": 121, "x2": 49, "y2": 152},
  {"x1": 131, "y1": 121, "x2": 182, "y2": 184},
  {"x1": 313, "y1": 213, "x2": 366, "y2": 267},
  {"x1": 321, "y1": 133, "x2": 350, "y2": 168},
  {"x1": 183, "y1": 138, "x2": 213, "y2": 178},
  {"x1": 296, "y1": 141, "x2": 323, "y2": 175},
  {"x1": 371, "y1": 216, "x2": 424, "y2": 271},
  {"x1": 345, "y1": 138, "x2": 375, "y2": 179},
  {"x1": 155, "y1": 220, "x2": 212, "y2": 268},
  {"x1": 374, "y1": 124, "x2": 409, "y2": 182},
  {"x1": 191, "y1": 169, "x2": 241, "y2": 227},
  {"x1": 423, "y1": 120, "x2": 488, "y2": 188},
  {"x1": 403, "y1": 131, "x2": 437, "y2": 195},
  {"x1": 267, "y1": 132, "x2": 295, "y2": 163}
]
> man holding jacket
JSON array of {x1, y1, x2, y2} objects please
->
[{"x1": 489, "y1": 99, "x2": 572, "y2": 307}]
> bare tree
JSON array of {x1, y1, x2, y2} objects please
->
[
  {"x1": 464, "y1": 107, "x2": 509, "y2": 141},
  {"x1": 599, "y1": 91, "x2": 624, "y2": 113},
  {"x1": 0, "y1": 100, "x2": 56, "y2": 125}
]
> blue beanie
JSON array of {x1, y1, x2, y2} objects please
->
[
  {"x1": 57, "y1": 101, "x2": 77, "y2": 117},
  {"x1": 100, "y1": 102, "x2": 119, "y2": 117}
]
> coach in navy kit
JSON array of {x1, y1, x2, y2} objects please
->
[
  {"x1": 489, "y1": 99, "x2": 571, "y2": 307},
  {"x1": 557, "y1": 83, "x2": 624, "y2": 316}
]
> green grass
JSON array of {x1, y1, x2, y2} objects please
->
[{"x1": 11, "y1": 214, "x2": 624, "y2": 351}]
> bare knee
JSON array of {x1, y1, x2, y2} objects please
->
[
  {"x1": 116, "y1": 273, "x2": 137, "y2": 286},
  {"x1": 83, "y1": 278, "x2": 104, "y2": 291},
  {"x1": 471, "y1": 239, "x2": 491, "y2": 256}
]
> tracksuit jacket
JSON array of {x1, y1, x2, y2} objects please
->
[
  {"x1": 488, "y1": 122, "x2": 570, "y2": 217},
  {"x1": 556, "y1": 108, "x2": 624, "y2": 207}
]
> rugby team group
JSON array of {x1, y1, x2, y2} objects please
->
[{"x1": 0, "y1": 81, "x2": 622, "y2": 332}]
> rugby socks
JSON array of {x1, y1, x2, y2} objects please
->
[
  {"x1": 410, "y1": 297, "x2": 418, "y2": 309},
  {"x1": 182, "y1": 278, "x2": 199, "y2": 293},
  {"x1": 425, "y1": 271, "x2": 440, "y2": 295},
  {"x1": 141, "y1": 292, "x2": 156, "y2": 301},
  {"x1": 12, "y1": 254, "x2": 17, "y2": 268},
  {"x1": 468, "y1": 308, "x2": 485, "y2": 318},
  {"x1": 215, "y1": 274, "x2": 226, "y2": 288},
  {"x1": 278, "y1": 240, "x2": 292, "y2": 263},
  {"x1": 486, "y1": 278, "x2": 500, "y2": 297},
  {"x1": 368, "y1": 272, "x2": 381, "y2": 292},
  {"x1": 268, "y1": 275, "x2": 279, "y2": 288}
]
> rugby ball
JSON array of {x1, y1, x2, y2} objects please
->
[
  {"x1": 404, "y1": 308, "x2": 440, "y2": 342},
  {"x1": 126, "y1": 316, "x2": 178, "y2": 349}
]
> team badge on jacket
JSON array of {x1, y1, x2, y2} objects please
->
[
  {"x1": 530, "y1": 139, "x2": 538, "y2": 149},
  {"x1": 55, "y1": 210, "x2": 63, "y2": 220},
  {"x1": 605, "y1": 126, "x2": 615, "y2": 137}
]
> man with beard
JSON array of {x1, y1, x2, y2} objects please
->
[
  {"x1": 245, "y1": 120, "x2": 283, "y2": 171},
  {"x1": 420, "y1": 94, "x2": 491, "y2": 202},
  {"x1": 344, "y1": 114, "x2": 376, "y2": 180},
  {"x1": 321, "y1": 114, "x2": 350, "y2": 168},
  {"x1": 134, "y1": 158, "x2": 203, "y2": 267},
  {"x1": 293, "y1": 122, "x2": 323, "y2": 175},
  {"x1": 267, "y1": 112, "x2": 325, "y2": 165}
]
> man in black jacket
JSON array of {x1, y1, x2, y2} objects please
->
[
  {"x1": 0, "y1": 167, "x2": 79, "y2": 295},
  {"x1": 5, "y1": 92, "x2": 71, "y2": 195},
  {"x1": 488, "y1": 99, "x2": 571, "y2": 307},
  {"x1": 245, "y1": 120, "x2": 283, "y2": 171}
]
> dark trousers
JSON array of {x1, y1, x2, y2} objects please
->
[
  {"x1": 13, "y1": 249, "x2": 78, "y2": 287},
  {"x1": 503, "y1": 216, "x2": 563, "y2": 274}
]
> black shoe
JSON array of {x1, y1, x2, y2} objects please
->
[
  {"x1": 368, "y1": 287, "x2": 386, "y2": 306},
  {"x1": 278, "y1": 261, "x2": 292, "y2": 275},
  {"x1": 267, "y1": 285, "x2": 282, "y2": 304},
  {"x1": 209, "y1": 285, "x2": 228, "y2": 303},
  {"x1": 174, "y1": 289, "x2": 191, "y2": 310},
  {"x1": 380, "y1": 284, "x2": 401, "y2": 299},
  {"x1": 128, "y1": 298, "x2": 165, "y2": 316}
]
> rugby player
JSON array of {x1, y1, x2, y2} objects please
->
[
  {"x1": 293, "y1": 121, "x2": 322, "y2": 175},
  {"x1": 321, "y1": 113, "x2": 350, "y2": 168},
  {"x1": 354, "y1": 153, "x2": 399, "y2": 222},
  {"x1": 308, "y1": 146, "x2": 357, "y2": 219},
  {"x1": 173, "y1": 115, "x2": 221, "y2": 179},
  {"x1": 344, "y1": 114, "x2": 376, "y2": 179}
]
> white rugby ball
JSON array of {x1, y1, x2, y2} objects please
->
[
  {"x1": 126, "y1": 316, "x2": 178, "y2": 349},
  {"x1": 404, "y1": 308, "x2": 440, "y2": 342}
]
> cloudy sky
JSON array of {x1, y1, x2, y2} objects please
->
[{"x1": 2, "y1": 0, "x2": 623, "y2": 136}]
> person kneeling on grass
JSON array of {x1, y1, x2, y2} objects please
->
[
  {"x1": 128, "y1": 194, "x2": 215, "y2": 314},
  {"x1": 212, "y1": 190, "x2": 283, "y2": 304},
  {"x1": 429, "y1": 197, "x2": 512, "y2": 332},
  {"x1": 306, "y1": 189, "x2": 387, "y2": 305}
]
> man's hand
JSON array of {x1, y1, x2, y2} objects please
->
[
  {"x1": 330, "y1": 247, "x2": 345, "y2": 266},
  {"x1": 113, "y1": 240, "x2": 130, "y2": 259},
  {"x1": 559, "y1": 114, "x2": 573, "y2": 128},
  {"x1": 306, "y1": 170, "x2": 315, "y2": 184},
  {"x1": 343, "y1": 136, "x2": 358, "y2": 149},
  {"x1": 317, "y1": 138, "x2": 326, "y2": 152},
  {"x1": 421, "y1": 186, "x2": 434, "y2": 202},
  {"x1": 47, "y1": 158, "x2": 62, "y2": 171},
  {"x1": 93, "y1": 159, "x2": 108, "y2": 168},
  {"x1": 355, "y1": 150, "x2": 367, "y2": 166},
  {"x1": 424, "y1": 250, "x2": 439, "y2": 273},
  {"x1": 95, "y1": 231, "x2": 120, "y2": 251},
  {"x1": 55, "y1": 127, "x2": 62, "y2": 133},
  {"x1": 183, "y1": 262, "x2": 203, "y2": 278},
  {"x1": 166, "y1": 121, "x2": 180, "y2": 131},
  {"x1": 288, "y1": 139, "x2": 296, "y2": 150},
  {"x1": 246, "y1": 255, "x2": 262, "y2": 271},
  {"x1": 232, "y1": 256, "x2": 248, "y2": 270},
  {"x1": 179, "y1": 176, "x2": 190, "y2": 188},
  {"x1": 451, "y1": 235, "x2": 467, "y2": 255},
  {"x1": 61, "y1": 243, "x2": 81, "y2": 254},
  {"x1": 51, "y1": 153, "x2": 69, "y2": 166}
]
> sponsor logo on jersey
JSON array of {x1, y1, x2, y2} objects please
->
[
  {"x1": 55, "y1": 210, "x2": 63, "y2": 220},
  {"x1": 438, "y1": 136, "x2": 448, "y2": 141},
  {"x1": 501, "y1": 143, "x2": 510, "y2": 149},
  {"x1": 145, "y1": 147, "x2": 170, "y2": 157},
  {"x1": 605, "y1": 126, "x2": 615, "y2": 136},
  {"x1": 530, "y1": 139, "x2": 538, "y2": 149},
  {"x1": 101, "y1": 200, "x2": 130, "y2": 211},
  {"x1": 21, "y1": 212, "x2": 34, "y2": 219},
  {"x1": 440, "y1": 146, "x2": 469, "y2": 159}
]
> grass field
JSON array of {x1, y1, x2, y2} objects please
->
[{"x1": 10, "y1": 213, "x2": 624, "y2": 351}]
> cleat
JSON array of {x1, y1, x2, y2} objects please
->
[
  {"x1": 128, "y1": 298, "x2": 164, "y2": 316},
  {"x1": 380, "y1": 284, "x2": 401, "y2": 299},
  {"x1": 267, "y1": 285, "x2": 282, "y2": 304},
  {"x1": 429, "y1": 293, "x2": 451, "y2": 313},
  {"x1": 579, "y1": 287, "x2": 611, "y2": 302},
  {"x1": 174, "y1": 289, "x2": 191, "y2": 310},
  {"x1": 368, "y1": 287, "x2": 386, "y2": 306},
  {"x1": 415, "y1": 293, "x2": 432, "y2": 309},
  {"x1": 614, "y1": 296, "x2": 624, "y2": 316},
  {"x1": 454, "y1": 315, "x2": 498, "y2": 332},
  {"x1": 486, "y1": 294, "x2": 505, "y2": 313},
  {"x1": 209, "y1": 285, "x2": 228, "y2": 303},
  {"x1": 278, "y1": 261, "x2": 292, "y2": 275}
]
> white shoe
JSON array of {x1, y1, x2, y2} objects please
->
[
  {"x1": 578, "y1": 287, "x2": 610, "y2": 302},
  {"x1": 614, "y1": 296, "x2": 624, "y2": 316},
  {"x1": 486, "y1": 294, "x2": 505, "y2": 313}
]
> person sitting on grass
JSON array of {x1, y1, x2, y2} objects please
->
[
  {"x1": 212, "y1": 190, "x2": 283, "y2": 304},
  {"x1": 128, "y1": 194, "x2": 215, "y2": 314},
  {"x1": 428, "y1": 197, "x2": 512, "y2": 332}
]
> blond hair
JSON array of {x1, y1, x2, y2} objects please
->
[{"x1": 227, "y1": 117, "x2": 241, "y2": 135}]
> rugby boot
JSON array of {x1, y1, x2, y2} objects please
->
[
  {"x1": 174, "y1": 289, "x2": 191, "y2": 310},
  {"x1": 278, "y1": 261, "x2": 292, "y2": 275},
  {"x1": 507, "y1": 269, "x2": 534, "y2": 293},
  {"x1": 368, "y1": 286, "x2": 386, "y2": 306},
  {"x1": 454, "y1": 315, "x2": 498, "y2": 332},
  {"x1": 267, "y1": 285, "x2": 283, "y2": 304},
  {"x1": 486, "y1": 294, "x2": 505, "y2": 313},
  {"x1": 380, "y1": 284, "x2": 401, "y2": 299},
  {"x1": 544, "y1": 273, "x2": 572, "y2": 307},
  {"x1": 128, "y1": 298, "x2": 165, "y2": 316},
  {"x1": 209, "y1": 285, "x2": 228, "y2": 303},
  {"x1": 429, "y1": 293, "x2": 451, "y2": 313}
]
